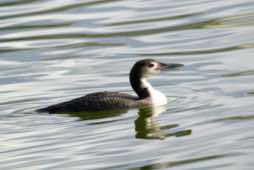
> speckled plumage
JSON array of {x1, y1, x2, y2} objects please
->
[
  {"x1": 37, "y1": 59, "x2": 183, "y2": 113},
  {"x1": 37, "y1": 92, "x2": 140, "y2": 113}
]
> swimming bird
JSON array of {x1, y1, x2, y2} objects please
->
[{"x1": 37, "y1": 59, "x2": 183, "y2": 113}]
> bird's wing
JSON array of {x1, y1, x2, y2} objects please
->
[{"x1": 37, "y1": 91, "x2": 139, "y2": 113}]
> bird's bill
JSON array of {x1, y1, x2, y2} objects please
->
[{"x1": 159, "y1": 62, "x2": 184, "y2": 70}]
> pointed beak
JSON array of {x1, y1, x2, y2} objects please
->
[{"x1": 159, "y1": 62, "x2": 184, "y2": 70}]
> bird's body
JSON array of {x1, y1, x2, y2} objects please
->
[
  {"x1": 38, "y1": 92, "x2": 139, "y2": 113},
  {"x1": 37, "y1": 59, "x2": 183, "y2": 113}
]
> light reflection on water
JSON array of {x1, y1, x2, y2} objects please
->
[{"x1": 0, "y1": 0, "x2": 254, "y2": 170}]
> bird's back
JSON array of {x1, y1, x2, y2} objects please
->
[{"x1": 37, "y1": 91, "x2": 139, "y2": 113}]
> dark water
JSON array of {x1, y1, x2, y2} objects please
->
[{"x1": 1, "y1": 0, "x2": 254, "y2": 169}]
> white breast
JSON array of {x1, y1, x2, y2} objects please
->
[
  {"x1": 141, "y1": 78, "x2": 167, "y2": 106},
  {"x1": 149, "y1": 88, "x2": 167, "y2": 106}
]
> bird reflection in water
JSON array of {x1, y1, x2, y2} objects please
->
[
  {"x1": 45, "y1": 105, "x2": 191, "y2": 140},
  {"x1": 65, "y1": 108, "x2": 128, "y2": 120},
  {"x1": 135, "y1": 106, "x2": 192, "y2": 140}
]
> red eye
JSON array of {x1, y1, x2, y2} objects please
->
[{"x1": 148, "y1": 63, "x2": 154, "y2": 68}]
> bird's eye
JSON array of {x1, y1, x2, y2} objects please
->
[{"x1": 148, "y1": 63, "x2": 154, "y2": 68}]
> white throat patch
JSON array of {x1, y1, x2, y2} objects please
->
[{"x1": 141, "y1": 78, "x2": 167, "y2": 106}]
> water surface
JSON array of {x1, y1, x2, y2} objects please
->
[{"x1": 1, "y1": 0, "x2": 254, "y2": 170}]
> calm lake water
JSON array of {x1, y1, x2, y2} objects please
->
[{"x1": 1, "y1": 0, "x2": 254, "y2": 170}]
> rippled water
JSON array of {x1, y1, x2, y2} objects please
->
[{"x1": 1, "y1": 0, "x2": 254, "y2": 169}]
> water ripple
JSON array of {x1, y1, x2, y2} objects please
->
[{"x1": 0, "y1": 0, "x2": 254, "y2": 170}]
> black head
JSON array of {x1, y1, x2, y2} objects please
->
[
  {"x1": 129, "y1": 59, "x2": 183, "y2": 99},
  {"x1": 130, "y1": 59, "x2": 183, "y2": 79}
]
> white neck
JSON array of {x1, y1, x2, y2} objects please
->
[{"x1": 141, "y1": 78, "x2": 167, "y2": 106}]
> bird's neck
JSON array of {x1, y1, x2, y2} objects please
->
[
  {"x1": 130, "y1": 74, "x2": 167, "y2": 105},
  {"x1": 140, "y1": 78, "x2": 167, "y2": 105},
  {"x1": 130, "y1": 76, "x2": 150, "y2": 99}
]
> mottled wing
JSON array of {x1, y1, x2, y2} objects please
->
[{"x1": 37, "y1": 91, "x2": 139, "y2": 113}]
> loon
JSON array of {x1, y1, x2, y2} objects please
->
[{"x1": 37, "y1": 59, "x2": 183, "y2": 113}]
